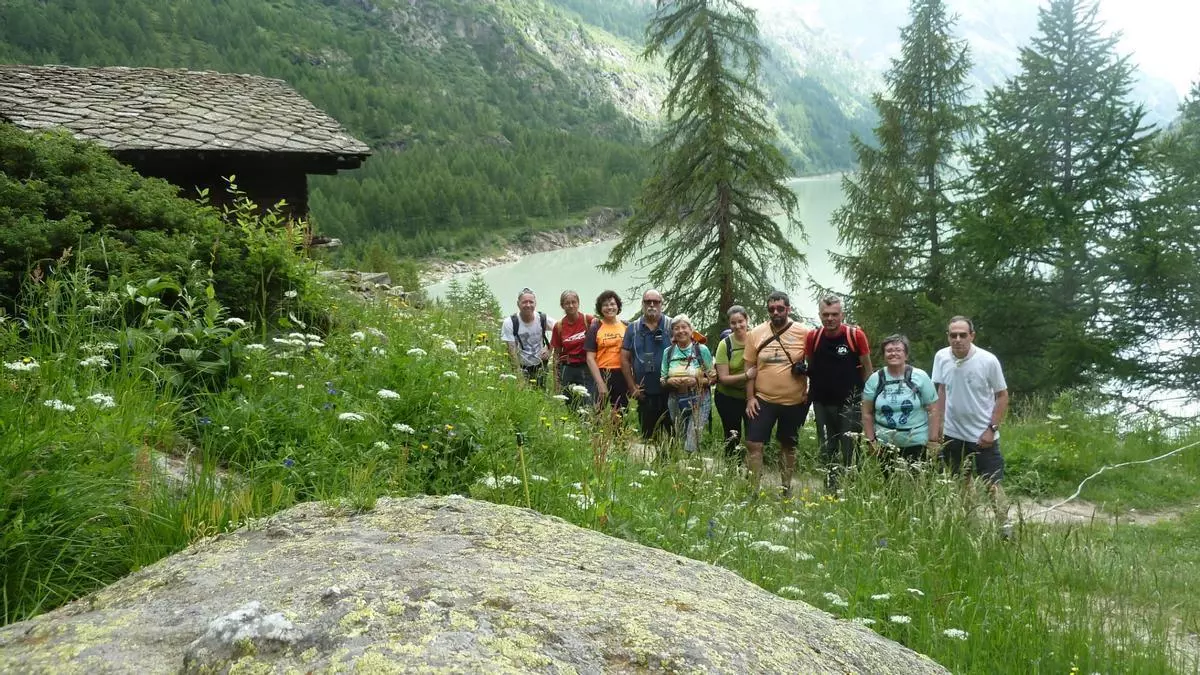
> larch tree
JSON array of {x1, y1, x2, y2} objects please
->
[
  {"x1": 955, "y1": 0, "x2": 1154, "y2": 395},
  {"x1": 600, "y1": 0, "x2": 802, "y2": 331},
  {"x1": 1122, "y1": 82, "x2": 1200, "y2": 406},
  {"x1": 829, "y1": 0, "x2": 973, "y2": 362}
]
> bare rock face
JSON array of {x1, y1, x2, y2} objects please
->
[{"x1": 0, "y1": 496, "x2": 948, "y2": 674}]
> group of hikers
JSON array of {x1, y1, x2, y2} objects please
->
[{"x1": 501, "y1": 286, "x2": 1009, "y2": 501}]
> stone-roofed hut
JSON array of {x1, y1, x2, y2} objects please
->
[{"x1": 0, "y1": 65, "x2": 370, "y2": 219}]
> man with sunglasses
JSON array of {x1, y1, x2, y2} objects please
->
[
  {"x1": 621, "y1": 289, "x2": 672, "y2": 439},
  {"x1": 930, "y1": 316, "x2": 1010, "y2": 522},
  {"x1": 743, "y1": 291, "x2": 809, "y2": 497}
]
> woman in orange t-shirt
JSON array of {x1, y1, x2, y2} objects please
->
[{"x1": 585, "y1": 290, "x2": 629, "y2": 412}]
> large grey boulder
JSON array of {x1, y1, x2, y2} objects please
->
[{"x1": 0, "y1": 496, "x2": 947, "y2": 674}]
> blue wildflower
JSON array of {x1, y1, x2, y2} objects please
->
[
  {"x1": 283, "y1": 457, "x2": 295, "y2": 468},
  {"x1": 198, "y1": 416, "x2": 213, "y2": 425}
]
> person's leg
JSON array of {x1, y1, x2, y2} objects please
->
[
  {"x1": 975, "y1": 440, "x2": 1008, "y2": 525},
  {"x1": 745, "y1": 398, "x2": 778, "y2": 488},
  {"x1": 940, "y1": 437, "x2": 969, "y2": 476},
  {"x1": 813, "y1": 402, "x2": 842, "y2": 491},
  {"x1": 714, "y1": 392, "x2": 743, "y2": 460},
  {"x1": 777, "y1": 403, "x2": 804, "y2": 496},
  {"x1": 649, "y1": 393, "x2": 672, "y2": 439},
  {"x1": 838, "y1": 400, "x2": 862, "y2": 469}
]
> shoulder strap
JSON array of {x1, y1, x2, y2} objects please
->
[
  {"x1": 904, "y1": 365, "x2": 916, "y2": 393},
  {"x1": 510, "y1": 314, "x2": 519, "y2": 338},
  {"x1": 539, "y1": 312, "x2": 548, "y2": 347},
  {"x1": 757, "y1": 322, "x2": 796, "y2": 364},
  {"x1": 722, "y1": 335, "x2": 732, "y2": 359},
  {"x1": 873, "y1": 365, "x2": 920, "y2": 404},
  {"x1": 845, "y1": 325, "x2": 856, "y2": 352}
]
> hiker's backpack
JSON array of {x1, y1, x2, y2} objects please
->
[
  {"x1": 872, "y1": 365, "x2": 920, "y2": 405},
  {"x1": 805, "y1": 324, "x2": 863, "y2": 356},
  {"x1": 511, "y1": 311, "x2": 549, "y2": 347},
  {"x1": 630, "y1": 315, "x2": 671, "y2": 376}
]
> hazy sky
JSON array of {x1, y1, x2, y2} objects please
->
[{"x1": 1099, "y1": 0, "x2": 1200, "y2": 96}]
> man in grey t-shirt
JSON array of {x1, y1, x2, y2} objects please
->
[
  {"x1": 930, "y1": 315, "x2": 1010, "y2": 525},
  {"x1": 501, "y1": 288, "x2": 556, "y2": 388}
]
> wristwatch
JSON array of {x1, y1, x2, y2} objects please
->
[{"x1": 987, "y1": 423, "x2": 1000, "y2": 432}]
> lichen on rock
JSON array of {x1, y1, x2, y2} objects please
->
[{"x1": 0, "y1": 496, "x2": 949, "y2": 674}]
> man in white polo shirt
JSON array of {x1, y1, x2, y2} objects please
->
[{"x1": 930, "y1": 316, "x2": 1009, "y2": 507}]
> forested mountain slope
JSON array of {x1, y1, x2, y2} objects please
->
[{"x1": 0, "y1": 0, "x2": 875, "y2": 260}]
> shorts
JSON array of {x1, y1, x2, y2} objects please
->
[
  {"x1": 941, "y1": 437, "x2": 1004, "y2": 483},
  {"x1": 746, "y1": 397, "x2": 808, "y2": 447}
]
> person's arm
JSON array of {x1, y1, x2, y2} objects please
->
[
  {"x1": 501, "y1": 319, "x2": 522, "y2": 371},
  {"x1": 979, "y1": 389, "x2": 1009, "y2": 448},
  {"x1": 586, "y1": 351, "x2": 605, "y2": 396},
  {"x1": 621, "y1": 348, "x2": 641, "y2": 399},
  {"x1": 857, "y1": 328, "x2": 873, "y2": 382},
  {"x1": 744, "y1": 334, "x2": 760, "y2": 418},
  {"x1": 930, "y1": 383, "x2": 946, "y2": 442}
]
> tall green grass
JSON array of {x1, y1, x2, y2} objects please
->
[{"x1": 2, "y1": 262, "x2": 1199, "y2": 673}]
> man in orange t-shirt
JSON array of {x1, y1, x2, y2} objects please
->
[{"x1": 743, "y1": 290, "x2": 809, "y2": 497}]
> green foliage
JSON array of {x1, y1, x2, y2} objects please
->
[
  {"x1": 954, "y1": 0, "x2": 1155, "y2": 396},
  {"x1": 0, "y1": 124, "x2": 209, "y2": 310},
  {"x1": 602, "y1": 0, "x2": 804, "y2": 332},
  {"x1": 830, "y1": 0, "x2": 974, "y2": 364}
]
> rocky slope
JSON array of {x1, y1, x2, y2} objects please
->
[{"x1": 0, "y1": 496, "x2": 948, "y2": 674}]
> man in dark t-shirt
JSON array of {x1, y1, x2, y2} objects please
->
[{"x1": 805, "y1": 294, "x2": 872, "y2": 491}]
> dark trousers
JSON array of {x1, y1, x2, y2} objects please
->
[
  {"x1": 521, "y1": 362, "x2": 547, "y2": 388},
  {"x1": 598, "y1": 368, "x2": 630, "y2": 412},
  {"x1": 813, "y1": 400, "x2": 862, "y2": 490},
  {"x1": 637, "y1": 392, "x2": 670, "y2": 440},
  {"x1": 714, "y1": 391, "x2": 748, "y2": 460},
  {"x1": 557, "y1": 362, "x2": 593, "y2": 408}
]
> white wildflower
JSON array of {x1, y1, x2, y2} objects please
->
[
  {"x1": 552, "y1": 394, "x2": 569, "y2": 401},
  {"x1": 43, "y1": 399, "x2": 76, "y2": 412},
  {"x1": 638, "y1": 469, "x2": 659, "y2": 477},
  {"x1": 777, "y1": 586, "x2": 803, "y2": 597},
  {"x1": 284, "y1": 290, "x2": 298, "y2": 299},
  {"x1": 392, "y1": 423, "x2": 416, "y2": 434},
  {"x1": 82, "y1": 342, "x2": 119, "y2": 353},
  {"x1": 907, "y1": 588, "x2": 924, "y2": 597},
  {"x1": 79, "y1": 355, "x2": 109, "y2": 368},
  {"x1": 305, "y1": 334, "x2": 322, "y2": 341},
  {"x1": 245, "y1": 343, "x2": 267, "y2": 351},
  {"x1": 889, "y1": 615, "x2": 912, "y2": 624},
  {"x1": 779, "y1": 516, "x2": 801, "y2": 525},
  {"x1": 1047, "y1": 413, "x2": 1063, "y2": 421},
  {"x1": 629, "y1": 481, "x2": 644, "y2": 489},
  {"x1": 373, "y1": 441, "x2": 390, "y2": 451},
  {"x1": 685, "y1": 517, "x2": 699, "y2": 529},
  {"x1": 871, "y1": 593, "x2": 891, "y2": 601},
  {"x1": 407, "y1": 348, "x2": 427, "y2": 357},
  {"x1": 567, "y1": 384, "x2": 590, "y2": 398},
  {"x1": 729, "y1": 532, "x2": 752, "y2": 542},
  {"x1": 750, "y1": 541, "x2": 789, "y2": 554},
  {"x1": 224, "y1": 317, "x2": 247, "y2": 328},
  {"x1": 377, "y1": 389, "x2": 401, "y2": 400},
  {"x1": 473, "y1": 344, "x2": 492, "y2": 353},
  {"x1": 942, "y1": 628, "x2": 969, "y2": 640},
  {"x1": 4, "y1": 359, "x2": 39, "y2": 372},
  {"x1": 852, "y1": 617, "x2": 877, "y2": 626},
  {"x1": 86, "y1": 393, "x2": 116, "y2": 409},
  {"x1": 296, "y1": 384, "x2": 305, "y2": 390},
  {"x1": 269, "y1": 371, "x2": 291, "y2": 378},
  {"x1": 306, "y1": 340, "x2": 325, "y2": 348},
  {"x1": 499, "y1": 373, "x2": 518, "y2": 380},
  {"x1": 338, "y1": 412, "x2": 366, "y2": 422},
  {"x1": 366, "y1": 327, "x2": 385, "y2": 338},
  {"x1": 562, "y1": 432, "x2": 579, "y2": 440},
  {"x1": 371, "y1": 346, "x2": 387, "y2": 356},
  {"x1": 822, "y1": 592, "x2": 849, "y2": 608},
  {"x1": 1058, "y1": 424, "x2": 1069, "y2": 429},
  {"x1": 288, "y1": 332, "x2": 306, "y2": 340},
  {"x1": 443, "y1": 371, "x2": 459, "y2": 380},
  {"x1": 569, "y1": 492, "x2": 594, "y2": 509},
  {"x1": 350, "y1": 331, "x2": 366, "y2": 341},
  {"x1": 441, "y1": 339, "x2": 458, "y2": 352},
  {"x1": 793, "y1": 551, "x2": 814, "y2": 562},
  {"x1": 529, "y1": 474, "x2": 549, "y2": 482}
]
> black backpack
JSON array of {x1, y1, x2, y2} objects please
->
[
  {"x1": 872, "y1": 365, "x2": 919, "y2": 404},
  {"x1": 511, "y1": 312, "x2": 549, "y2": 347}
]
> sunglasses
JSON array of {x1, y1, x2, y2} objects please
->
[{"x1": 643, "y1": 299, "x2": 662, "y2": 305}]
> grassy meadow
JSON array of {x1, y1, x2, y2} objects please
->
[{"x1": 3, "y1": 262, "x2": 1199, "y2": 674}]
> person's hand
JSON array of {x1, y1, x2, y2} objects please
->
[
  {"x1": 925, "y1": 439, "x2": 943, "y2": 460},
  {"x1": 978, "y1": 428, "x2": 995, "y2": 449},
  {"x1": 539, "y1": 347, "x2": 550, "y2": 361},
  {"x1": 746, "y1": 398, "x2": 761, "y2": 419},
  {"x1": 866, "y1": 439, "x2": 882, "y2": 456},
  {"x1": 596, "y1": 382, "x2": 609, "y2": 399},
  {"x1": 744, "y1": 366, "x2": 757, "y2": 380}
]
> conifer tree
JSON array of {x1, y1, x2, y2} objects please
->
[
  {"x1": 600, "y1": 0, "x2": 802, "y2": 330},
  {"x1": 955, "y1": 0, "x2": 1153, "y2": 395},
  {"x1": 1125, "y1": 82, "x2": 1200, "y2": 402},
  {"x1": 829, "y1": 0, "x2": 972, "y2": 361}
]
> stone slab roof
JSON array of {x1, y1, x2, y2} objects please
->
[{"x1": 0, "y1": 65, "x2": 371, "y2": 156}]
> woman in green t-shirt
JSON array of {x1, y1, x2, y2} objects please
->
[{"x1": 714, "y1": 305, "x2": 757, "y2": 460}]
